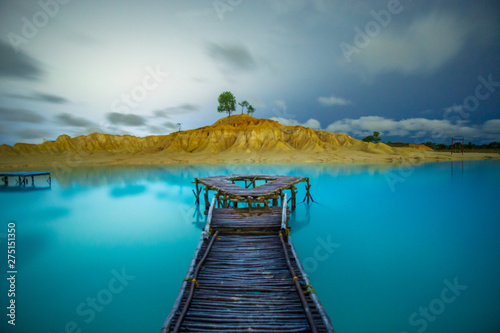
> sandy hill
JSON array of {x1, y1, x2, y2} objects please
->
[{"x1": 0, "y1": 115, "x2": 495, "y2": 168}]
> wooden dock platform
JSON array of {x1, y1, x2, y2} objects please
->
[
  {"x1": 162, "y1": 175, "x2": 333, "y2": 333},
  {"x1": 194, "y1": 174, "x2": 314, "y2": 211},
  {"x1": 0, "y1": 172, "x2": 51, "y2": 191}
]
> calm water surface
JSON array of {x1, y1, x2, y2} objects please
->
[{"x1": 1, "y1": 160, "x2": 499, "y2": 333}]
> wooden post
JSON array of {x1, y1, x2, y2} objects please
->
[
  {"x1": 204, "y1": 186, "x2": 209, "y2": 210},
  {"x1": 306, "y1": 179, "x2": 310, "y2": 203},
  {"x1": 195, "y1": 182, "x2": 200, "y2": 204},
  {"x1": 216, "y1": 191, "x2": 221, "y2": 208},
  {"x1": 261, "y1": 197, "x2": 271, "y2": 211},
  {"x1": 291, "y1": 186, "x2": 296, "y2": 210},
  {"x1": 192, "y1": 181, "x2": 201, "y2": 204}
]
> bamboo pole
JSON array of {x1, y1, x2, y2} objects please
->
[
  {"x1": 202, "y1": 197, "x2": 217, "y2": 240},
  {"x1": 173, "y1": 231, "x2": 220, "y2": 333},
  {"x1": 278, "y1": 233, "x2": 318, "y2": 333},
  {"x1": 288, "y1": 235, "x2": 335, "y2": 332},
  {"x1": 280, "y1": 193, "x2": 288, "y2": 232},
  {"x1": 161, "y1": 231, "x2": 207, "y2": 333}
]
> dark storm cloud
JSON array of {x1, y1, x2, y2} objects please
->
[
  {"x1": 15, "y1": 128, "x2": 52, "y2": 139},
  {"x1": 35, "y1": 93, "x2": 69, "y2": 104},
  {"x1": 107, "y1": 112, "x2": 145, "y2": 126},
  {"x1": 154, "y1": 103, "x2": 200, "y2": 118},
  {"x1": 0, "y1": 107, "x2": 45, "y2": 123},
  {"x1": 207, "y1": 42, "x2": 258, "y2": 72},
  {"x1": 163, "y1": 121, "x2": 179, "y2": 130},
  {"x1": 56, "y1": 113, "x2": 94, "y2": 127},
  {"x1": 148, "y1": 121, "x2": 179, "y2": 134},
  {"x1": 8, "y1": 92, "x2": 69, "y2": 104},
  {"x1": 0, "y1": 40, "x2": 43, "y2": 80}
]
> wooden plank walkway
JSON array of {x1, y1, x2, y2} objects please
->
[
  {"x1": 196, "y1": 174, "x2": 308, "y2": 197},
  {"x1": 162, "y1": 193, "x2": 334, "y2": 332}
]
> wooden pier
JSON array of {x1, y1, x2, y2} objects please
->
[
  {"x1": 0, "y1": 172, "x2": 51, "y2": 191},
  {"x1": 193, "y1": 174, "x2": 314, "y2": 211},
  {"x1": 162, "y1": 175, "x2": 333, "y2": 332}
]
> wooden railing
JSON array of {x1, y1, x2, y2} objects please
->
[
  {"x1": 202, "y1": 197, "x2": 217, "y2": 240},
  {"x1": 281, "y1": 193, "x2": 288, "y2": 231}
]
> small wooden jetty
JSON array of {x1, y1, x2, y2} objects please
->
[
  {"x1": 162, "y1": 175, "x2": 333, "y2": 333},
  {"x1": 0, "y1": 172, "x2": 51, "y2": 191},
  {"x1": 193, "y1": 174, "x2": 314, "y2": 211}
]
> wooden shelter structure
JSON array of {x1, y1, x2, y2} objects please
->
[{"x1": 451, "y1": 138, "x2": 464, "y2": 155}]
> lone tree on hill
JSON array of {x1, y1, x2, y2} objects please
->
[
  {"x1": 239, "y1": 100, "x2": 249, "y2": 114},
  {"x1": 247, "y1": 105, "x2": 255, "y2": 115},
  {"x1": 217, "y1": 91, "x2": 236, "y2": 117},
  {"x1": 362, "y1": 131, "x2": 382, "y2": 143}
]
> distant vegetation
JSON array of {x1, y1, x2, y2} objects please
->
[
  {"x1": 386, "y1": 141, "x2": 500, "y2": 152},
  {"x1": 362, "y1": 131, "x2": 382, "y2": 143},
  {"x1": 423, "y1": 141, "x2": 500, "y2": 152},
  {"x1": 218, "y1": 91, "x2": 255, "y2": 117}
]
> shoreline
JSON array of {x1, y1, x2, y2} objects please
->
[{"x1": 0, "y1": 151, "x2": 498, "y2": 172}]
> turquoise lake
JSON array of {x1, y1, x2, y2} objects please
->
[{"x1": 1, "y1": 160, "x2": 499, "y2": 333}]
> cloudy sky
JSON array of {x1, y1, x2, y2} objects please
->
[{"x1": 0, "y1": 0, "x2": 499, "y2": 145}]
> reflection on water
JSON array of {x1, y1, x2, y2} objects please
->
[
  {"x1": 50, "y1": 163, "x2": 407, "y2": 187},
  {"x1": 110, "y1": 184, "x2": 147, "y2": 198},
  {"x1": 0, "y1": 160, "x2": 499, "y2": 333}
]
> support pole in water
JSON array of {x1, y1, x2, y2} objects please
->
[
  {"x1": 192, "y1": 181, "x2": 202, "y2": 205},
  {"x1": 302, "y1": 178, "x2": 314, "y2": 203},
  {"x1": 204, "y1": 186, "x2": 209, "y2": 211}
]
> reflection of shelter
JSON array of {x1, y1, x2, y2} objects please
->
[
  {"x1": 193, "y1": 174, "x2": 313, "y2": 211},
  {"x1": 0, "y1": 172, "x2": 51, "y2": 191}
]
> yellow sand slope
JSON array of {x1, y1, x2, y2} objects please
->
[{"x1": 0, "y1": 115, "x2": 498, "y2": 168}]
